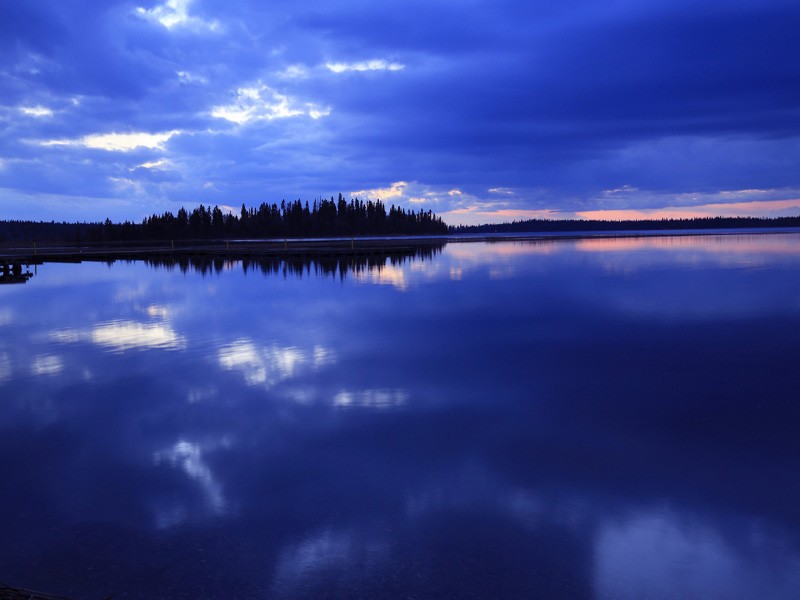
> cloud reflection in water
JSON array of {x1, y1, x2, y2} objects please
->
[
  {"x1": 354, "y1": 264, "x2": 409, "y2": 291},
  {"x1": 92, "y1": 320, "x2": 186, "y2": 352},
  {"x1": 271, "y1": 528, "x2": 389, "y2": 598},
  {"x1": 153, "y1": 439, "x2": 228, "y2": 526},
  {"x1": 1, "y1": 235, "x2": 799, "y2": 597},
  {"x1": 333, "y1": 389, "x2": 408, "y2": 409},
  {"x1": 218, "y1": 339, "x2": 334, "y2": 387},
  {"x1": 31, "y1": 354, "x2": 64, "y2": 376},
  {"x1": 594, "y1": 510, "x2": 800, "y2": 600},
  {"x1": 49, "y1": 322, "x2": 187, "y2": 353},
  {"x1": 145, "y1": 304, "x2": 170, "y2": 318},
  {"x1": 0, "y1": 351, "x2": 11, "y2": 382}
]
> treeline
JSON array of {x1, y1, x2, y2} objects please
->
[
  {"x1": 5, "y1": 206, "x2": 799, "y2": 244},
  {"x1": 450, "y1": 215, "x2": 800, "y2": 234},
  {"x1": 142, "y1": 195, "x2": 447, "y2": 240},
  {"x1": 0, "y1": 195, "x2": 447, "y2": 243},
  {"x1": 0, "y1": 220, "x2": 101, "y2": 243}
]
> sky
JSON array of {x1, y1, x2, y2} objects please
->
[{"x1": 1, "y1": 0, "x2": 799, "y2": 225}]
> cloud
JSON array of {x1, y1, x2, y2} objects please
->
[
  {"x1": 1, "y1": 0, "x2": 800, "y2": 223},
  {"x1": 135, "y1": 159, "x2": 170, "y2": 170},
  {"x1": 445, "y1": 206, "x2": 565, "y2": 226},
  {"x1": 325, "y1": 59, "x2": 404, "y2": 73},
  {"x1": 211, "y1": 83, "x2": 327, "y2": 124},
  {"x1": 176, "y1": 70, "x2": 208, "y2": 84},
  {"x1": 135, "y1": 0, "x2": 221, "y2": 32},
  {"x1": 352, "y1": 180, "x2": 409, "y2": 200},
  {"x1": 274, "y1": 65, "x2": 310, "y2": 80},
  {"x1": 603, "y1": 185, "x2": 639, "y2": 195},
  {"x1": 577, "y1": 198, "x2": 800, "y2": 221},
  {"x1": 19, "y1": 105, "x2": 54, "y2": 118},
  {"x1": 488, "y1": 188, "x2": 515, "y2": 196},
  {"x1": 40, "y1": 131, "x2": 182, "y2": 152}
]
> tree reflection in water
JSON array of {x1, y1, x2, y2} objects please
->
[{"x1": 138, "y1": 244, "x2": 445, "y2": 279}]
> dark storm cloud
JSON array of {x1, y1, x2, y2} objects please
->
[
  {"x1": 319, "y1": 3, "x2": 800, "y2": 161},
  {"x1": 1, "y1": 0, "x2": 799, "y2": 222}
]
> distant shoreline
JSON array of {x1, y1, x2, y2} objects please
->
[
  {"x1": 448, "y1": 226, "x2": 800, "y2": 242},
  {"x1": 449, "y1": 215, "x2": 800, "y2": 234}
]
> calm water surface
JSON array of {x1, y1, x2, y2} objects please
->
[{"x1": 2, "y1": 233, "x2": 800, "y2": 598}]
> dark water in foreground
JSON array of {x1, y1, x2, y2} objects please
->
[{"x1": 2, "y1": 233, "x2": 800, "y2": 599}]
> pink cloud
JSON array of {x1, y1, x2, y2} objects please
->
[{"x1": 577, "y1": 199, "x2": 800, "y2": 221}]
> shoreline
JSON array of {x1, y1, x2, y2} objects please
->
[{"x1": 1, "y1": 227, "x2": 799, "y2": 265}]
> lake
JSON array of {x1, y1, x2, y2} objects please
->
[{"x1": 2, "y1": 232, "x2": 800, "y2": 599}]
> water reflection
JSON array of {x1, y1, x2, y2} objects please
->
[
  {"x1": 1, "y1": 233, "x2": 799, "y2": 598},
  {"x1": 0, "y1": 260, "x2": 35, "y2": 285},
  {"x1": 271, "y1": 527, "x2": 391, "y2": 598},
  {"x1": 333, "y1": 389, "x2": 408, "y2": 409},
  {"x1": 575, "y1": 231, "x2": 800, "y2": 254},
  {"x1": 31, "y1": 354, "x2": 64, "y2": 376},
  {"x1": 91, "y1": 320, "x2": 186, "y2": 352},
  {"x1": 153, "y1": 439, "x2": 227, "y2": 525},
  {"x1": 140, "y1": 243, "x2": 444, "y2": 278},
  {"x1": 218, "y1": 340, "x2": 323, "y2": 387},
  {"x1": 0, "y1": 351, "x2": 10, "y2": 382},
  {"x1": 595, "y1": 510, "x2": 800, "y2": 600}
]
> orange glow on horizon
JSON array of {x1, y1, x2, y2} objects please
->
[
  {"x1": 577, "y1": 198, "x2": 800, "y2": 221},
  {"x1": 443, "y1": 207, "x2": 564, "y2": 226},
  {"x1": 444, "y1": 197, "x2": 800, "y2": 227}
]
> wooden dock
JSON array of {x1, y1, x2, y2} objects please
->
[{"x1": 0, "y1": 582, "x2": 88, "y2": 600}]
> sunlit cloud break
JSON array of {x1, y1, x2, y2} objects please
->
[
  {"x1": 41, "y1": 131, "x2": 181, "y2": 152},
  {"x1": 211, "y1": 83, "x2": 328, "y2": 124},
  {"x1": 353, "y1": 180, "x2": 462, "y2": 210},
  {"x1": 353, "y1": 181, "x2": 409, "y2": 200},
  {"x1": 135, "y1": 159, "x2": 170, "y2": 170},
  {"x1": 135, "y1": 0, "x2": 221, "y2": 32},
  {"x1": 19, "y1": 105, "x2": 54, "y2": 118},
  {"x1": 326, "y1": 60, "x2": 405, "y2": 73}
]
